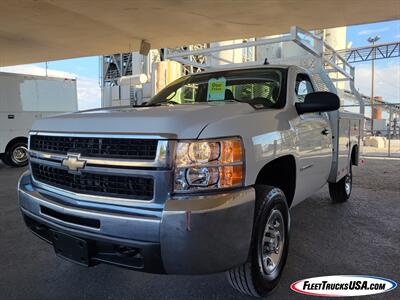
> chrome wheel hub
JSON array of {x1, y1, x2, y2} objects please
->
[
  {"x1": 261, "y1": 209, "x2": 285, "y2": 274},
  {"x1": 12, "y1": 146, "x2": 28, "y2": 164}
]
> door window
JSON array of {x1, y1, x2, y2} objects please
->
[{"x1": 295, "y1": 74, "x2": 314, "y2": 103}]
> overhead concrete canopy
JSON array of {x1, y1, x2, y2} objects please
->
[{"x1": 0, "y1": 0, "x2": 399, "y2": 66}]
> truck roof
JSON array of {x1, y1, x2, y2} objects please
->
[
  {"x1": 0, "y1": 71, "x2": 76, "y2": 81},
  {"x1": 191, "y1": 63, "x2": 305, "y2": 76},
  {"x1": 206, "y1": 64, "x2": 289, "y2": 72}
]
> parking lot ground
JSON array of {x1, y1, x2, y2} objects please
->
[{"x1": 0, "y1": 158, "x2": 399, "y2": 300}]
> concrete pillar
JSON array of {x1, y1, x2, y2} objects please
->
[
  {"x1": 373, "y1": 96, "x2": 382, "y2": 120},
  {"x1": 155, "y1": 61, "x2": 182, "y2": 93}
]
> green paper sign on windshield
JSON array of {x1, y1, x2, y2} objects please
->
[{"x1": 207, "y1": 77, "x2": 226, "y2": 101}]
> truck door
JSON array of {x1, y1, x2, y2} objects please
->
[{"x1": 293, "y1": 73, "x2": 332, "y2": 198}]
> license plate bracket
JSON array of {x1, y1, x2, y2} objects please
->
[{"x1": 51, "y1": 230, "x2": 90, "y2": 266}]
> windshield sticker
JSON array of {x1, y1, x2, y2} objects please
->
[{"x1": 207, "y1": 77, "x2": 226, "y2": 101}]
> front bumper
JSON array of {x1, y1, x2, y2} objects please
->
[{"x1": 18, "y1": 171, "x2": 255, "y2": 274}]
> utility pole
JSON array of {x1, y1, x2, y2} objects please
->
[{"x1": 367, "y1": 36, "x2": 380, "y2": 135}]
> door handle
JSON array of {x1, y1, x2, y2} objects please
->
[{"x1": 321, "y1": 128, "x2": 330, "y2": 135}]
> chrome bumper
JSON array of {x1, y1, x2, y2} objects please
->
[{"x1": 18, "y1": 171, "x2": 255, "y2": 274}]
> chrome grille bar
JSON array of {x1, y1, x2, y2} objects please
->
[
  {"x1": 29, "y1": 140, "x2": 172, "y2": 169},
  {"x1": 27, "y1": 132, "x2": 175, "y2": 206}
]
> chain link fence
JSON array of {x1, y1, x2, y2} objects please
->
[{"x1": 342, "y1": 103, "x2": 400, "y2": 157}]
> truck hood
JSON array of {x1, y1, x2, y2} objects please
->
[{"x1": 32, "y1": 103, "x2": 255, "y2": 139}]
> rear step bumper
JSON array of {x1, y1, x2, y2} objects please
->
[{"x1": 19, "y1": 171, "x2": 255, "y2": 274}]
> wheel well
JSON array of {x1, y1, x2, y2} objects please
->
[
  {"x1": 5, "y1": 137, "x2": 28, "y2": 152},
  {"x1": 255, "y1": 155, "x2": 296, "y2": 207},
  {"x1": 351, "y1": 145, "x2": 358, "y2": 166}
]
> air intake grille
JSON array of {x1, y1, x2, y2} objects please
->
[
  {"x1": 30, "y1": 135, "x2": 158, "y2": 160},
  {"x1": 31, "y1": 162, "x2": 154, "y2": 200}
]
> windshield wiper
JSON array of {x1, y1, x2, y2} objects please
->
[
  {"x1": 133, "y1": 99, "x2": 245, "y2": 107},
  {"x1": 224, "y1": 99, "x2": 243, "y2": 103},
  {"x1": 131, "y1": 101, "x2": 162, "y2": 107}
]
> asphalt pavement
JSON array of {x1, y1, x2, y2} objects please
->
[{"x1": 0, "y1": 158, "x2": 398, "y2": 299}]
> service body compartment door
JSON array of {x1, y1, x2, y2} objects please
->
[
  {"x1": 349, "y1": 118, "x2": 362, "y2": 165},
  {"x1": 337, "y1": 118, "x2": 350, "y2": 180}
]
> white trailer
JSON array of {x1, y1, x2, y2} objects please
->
[{"x1": 0, "y1": 72, "x2": 77, "y2": 167}]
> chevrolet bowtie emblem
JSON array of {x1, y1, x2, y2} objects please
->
[{"x1": 62, "y1": 153, "x2": 86, "y2": 173}]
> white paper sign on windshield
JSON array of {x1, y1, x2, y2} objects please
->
[{"x1": 207, "y1": 77, "x2": 226, "y2": 101}]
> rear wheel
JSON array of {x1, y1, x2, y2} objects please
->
[
  {"x1": 329, "y1": 164, "x2": 352, "y2": 202},
  {"x1": 2, "y1": 140, "x2": 28, "y2": 167},
  {"x1": 227, "y1": 185, "x2": 290, "y2": 297}
]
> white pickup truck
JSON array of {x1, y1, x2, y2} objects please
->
[{"x1": 18, "y1": 63, "x2": 363, "y2": 297}]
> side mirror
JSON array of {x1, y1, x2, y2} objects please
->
[{"x1": 295, "y1": 91, "x2": 340, "y2": 114}]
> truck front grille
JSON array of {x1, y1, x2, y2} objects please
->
[
  {"x1": 31, "y1": 162, "x2": 154, "y2": 200},
  {"x1": 30, "y1": 135, "x2": 158, "y2": 160}
]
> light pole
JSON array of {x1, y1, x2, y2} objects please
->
[{"x1": 367, "y1": 35, "x2": 380, "y2": 135}]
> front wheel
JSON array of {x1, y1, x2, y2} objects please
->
[
  {"x1": 329, "y1": 164, "x2": 352, "y2": 202},
  {"x1": 227, "y1": 185, "x2": 290, "y2": 297},
  {"x1": 2, "y1": 140, "x2": 28, "y2": 167}
]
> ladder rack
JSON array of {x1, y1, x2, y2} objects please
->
[{"x1": 165, "y1": 26, "x2": 364, "y2": 114}]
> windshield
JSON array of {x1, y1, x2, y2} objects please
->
[{"x1": 147, "y1": 68, "x2": 285, "y2": 109}]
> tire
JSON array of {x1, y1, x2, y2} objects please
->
[
  {"x1": 3, "y1": 140, "x2": 28, "y2": 167},
  {"x1": 329, "y1": 164, "x2": 352, "y2": 203},
  {"x1": 227, "y1": 185, "x2": 290, "y2": 297}
]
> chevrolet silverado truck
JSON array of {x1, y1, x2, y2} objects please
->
[{"x1": 18, "y1": 65, "x2": 362, "y2": 297}]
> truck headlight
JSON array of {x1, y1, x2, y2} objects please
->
[{"x1": 174, "y1": 137, "x2": 244, "y2": 192}]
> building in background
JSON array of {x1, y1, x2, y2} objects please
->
[{"x1": 101, "y1": 27, "x2": 353, "y2": 107}]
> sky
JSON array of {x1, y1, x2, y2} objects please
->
[
  {"x1": 0, "y1": 19, "x2": 399, "y2": 110},
  {"x1": 0, "y1": 57, "x2": 101, "y2": 110},
  {"x1": 347, "y1": 19, "x2": 400, "y2": 103}
]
